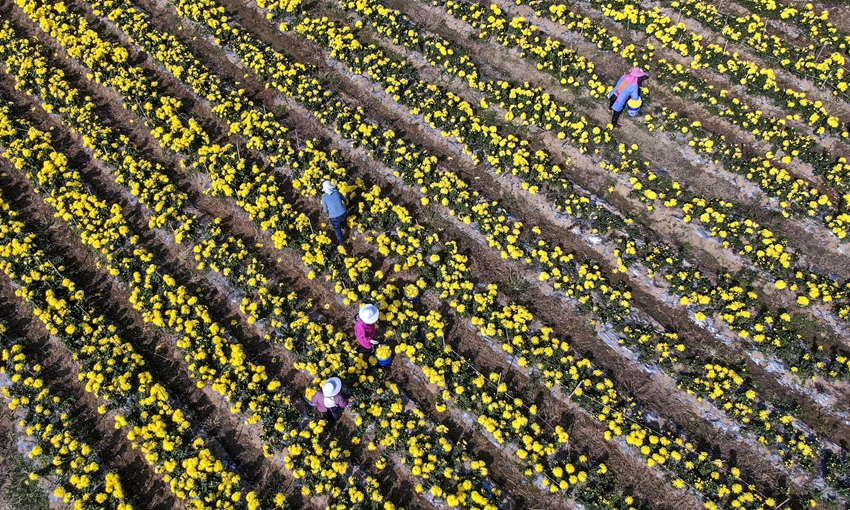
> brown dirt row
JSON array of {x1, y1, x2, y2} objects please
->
[
  {"x1": 498, "y1": 0, "x2": 850, "y2": 261},
  {"x1": 0, "y1": 415, "x2": 50, "y2": 510},
  {"x1": 748, "y1": 0, "x2": 850, "y2": 35},
  {"x1": 805, "y1": 1, "x2": 850, "y2": 33},
  {"x1": 409, "y1": 0, "x2": 850, "y2": 296},
  {"x1": 121, "y1": 0, "x2": 850, "y2": 494},
  {"x1": 66, "y1": 2, "x2": 589, "y2": 504},
  {"x1": 131, "y1": 0, "x2": 836, "y2": 502},
  {"x1": 281, "y1": 0, "x2": 850, "y2": 439},
  {"x1": 16, "y1": 0, "x2": 840, "y2": 506},
  {"x1": 327, "y1": 0, "x2": 850, "y2": 400},
  {"x1": 0, "y1": 293, "x2": 60, "y2": 510},
  {"x1": 701, "y1": 0, "x2": 814, "y2": 47},
  {"x1": 0, "y1": 5, "x2": 493, "y2": 508},
  {"x1": 0, "y1": 259, "x2": 177, "y2": 510},
  {"x1": 38, "y1": 0, "x2": 704, "y2": 506},
  {"x1": 0, "y1": 110, "x2": 300, "y2": 508},
  {"x1": 650, "y1": 1, "x2": 850, "y2": 118}
]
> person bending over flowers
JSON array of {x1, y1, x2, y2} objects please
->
[
  {"x1": 354, "y1": 303, "x2": 380, "y2": 354},
  {"x1": 309, "y1": 376, "x2": 349, "y2": 423}
]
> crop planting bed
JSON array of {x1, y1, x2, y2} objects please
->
[{"x1": 0, "y1": 0, "x2": 850, "y2": 508}]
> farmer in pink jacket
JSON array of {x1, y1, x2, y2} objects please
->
[
  {"x1": 608, "y1": 67, "x2": 647, "y2": 128},
  {"x1": 354, "y1": 303, "x2": 380, "y2": 354},
  {"x1": 310, "y1": 377, "x2": 349, "y2": 423}
]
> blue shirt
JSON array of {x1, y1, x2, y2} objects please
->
[
  {"x1": 322, "y1": 190, "x2": 347, "y2": 218},
  {"x1": 609, "y1": 77, "x2": 640, "y2": 112}
]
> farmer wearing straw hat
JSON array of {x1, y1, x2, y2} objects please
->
[
  {"x1": 321, "y1": 180, "x2": 348, "y2": 245},
  {"x1": 354, "y1": 303, "x2": 380, "y2": 354},
  {"x1": 608, "y1": 67, "x2": 648, "y2": 129},
  {"x1": 309, "y1": 376, "x2": 349, "y2": 423}
]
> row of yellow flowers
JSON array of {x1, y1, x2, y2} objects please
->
[
  {"x1": 0, "y1": 333, "x2": 133, "y2": 510},
  {"x1": 431, "y1": 0, "x2": 850, "y2": 318},
  {"x1": 732, "y1": 0, "x2": 850, "y2": 56},
  {"x1": 660, "y1": 0, "x2": 849, "y2": 101},
  {"x1": 68, "y1": 0, "x2": 644, "y2": 502},
  {"x1": 166, "y1": 0, "x2": 820, "y2": 506},
  {"x1": 487, "y1": 0, "x2": 850, "y2": 231},
  {"x1": 26, "y1": 0, "x2": 836, "y2": 506},
  {"x1": 407, "y1": 0, "x2": 850, "y2": 379},
  {"x1": 0, "y1": 20, "x2": 389, "y2": 507},
  {"x1": 305, "y1": 0, "x2": 839, "y2": 457},
  {"x1": 2, "y1": 3, "x2": 500, "y2": 506},
  {"x1": 583, "y1": 0, "x2": 848, "y2": 138},
  {"x1": 0, "y1": 190, "x2": 260, "y2": 509},
  {"x1": 0, "y1": 26, "x2": 192, "y2": 236}
]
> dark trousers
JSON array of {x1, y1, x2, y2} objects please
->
[
  {"x1": 608, "y1": 94, "x2": 623, "y2": 126},
  {"x1": 329, "y1": 213, "x2": 346, "y2": 244},
  {"x1": 611, "y1": 108, "x2": 623, "y2": 126},
  {"x1": 321, "y1": 406, "x2": 343, "y2": 423}
]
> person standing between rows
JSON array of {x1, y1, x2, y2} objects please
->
[
  {"x1": 608, "y1": 67, "x2": 647, "y2": 129},
  {"x1": 354, "y1": 303, "x2": 380, "y2": 354},
  {"x1": 309, "y1": 376, "x2": 349, "y2": 423},
  {"x1": 321, "y1": 180, "x2": 348, "y2": 245}
]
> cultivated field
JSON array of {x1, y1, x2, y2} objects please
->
[{"x1": 0, "y1": 0, "x2": 849, "y2": 508}]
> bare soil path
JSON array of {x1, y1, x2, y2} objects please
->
[
  {"x1": 4, "y1": 0, "x2": 840, "y2": 502},
  {"x1": 134, "y1": 0, "x2": 840, "y2": 504},
  {"x1": 0, "y1": 266, "x2": 178, "y2": 510},
  {"x1": 0, "y1": 140, "x2": 297, "y2": 507}
]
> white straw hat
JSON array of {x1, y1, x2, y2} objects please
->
[
  {"x1": 322, "y1": 180, "x2": 336, "y2": 194},
  {"x1": 322, "y1": 377, "x2": 342, "y2": 397},
  {"x1": 358, "y1": 304, "x2": 380, "y2": 325}
]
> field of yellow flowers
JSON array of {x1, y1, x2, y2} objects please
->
[{"x1": 0, "y1": 0, "x2": 849, "y2": 508}]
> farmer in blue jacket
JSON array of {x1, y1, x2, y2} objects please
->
[
  {"x1": 321, "y1": 180, "x2": 348, "y2": 245},
  {"x1": 608, "y1": 67, "x2": 647, "y2": 129}
]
